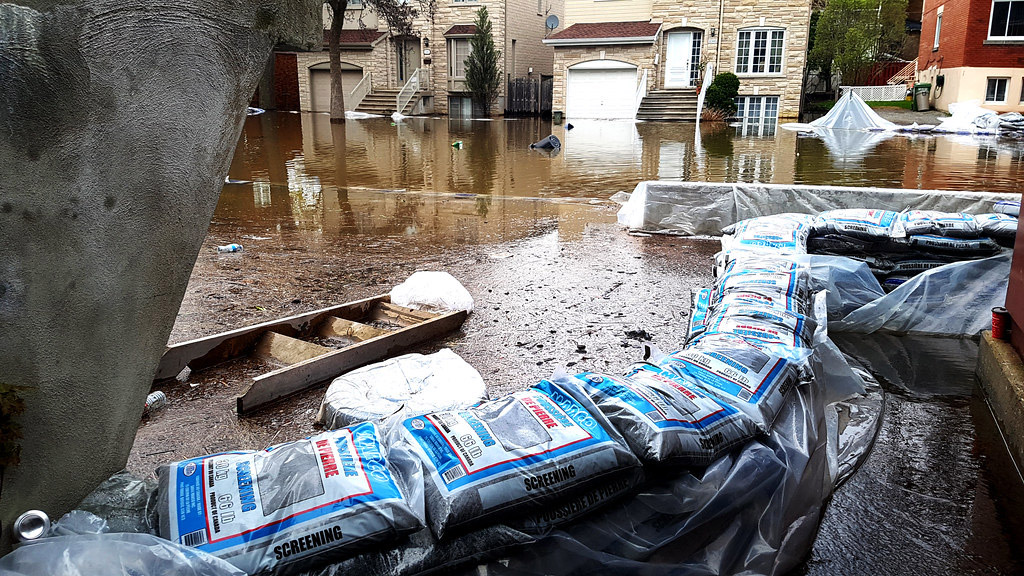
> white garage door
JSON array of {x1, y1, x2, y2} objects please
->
[
  {"x1": 310, "y1": 66, "x2": 363, "y2": 112},
  {"x1": 566, "y1": 63, "x2": 638, "y2": 120}
]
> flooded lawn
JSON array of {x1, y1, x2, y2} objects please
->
[{"x1": 133, "y1": 112, "x2": 1024, "y2": 575}]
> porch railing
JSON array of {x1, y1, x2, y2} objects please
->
[
  {"x1": 347, "y1": 71, "x2": 372, "y2": 111},
  {"x1": 695, "y1": 62, "x2": 714, "y2": 124},
  {"x1": 840, "y1": 84, "x2": 907, "y2": 101},
  {"x1": 396, "y1": 68, "x2": 430, "y2": 115},
  {"x1": 632, "y1": 68, "x2": 649, "y2": 118},
  {"x1": 887, "y1": 58, "x2": 918, "y2": 86}
]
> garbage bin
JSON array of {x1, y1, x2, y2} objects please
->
[{"x1": 913, "y1": 83, "x2": 931, "y2": 111}]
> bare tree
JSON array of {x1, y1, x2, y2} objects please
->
[{"x1": 324, "y1": 0, "x2": 436, "y2": 123}]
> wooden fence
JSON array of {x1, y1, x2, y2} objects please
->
[{"x1": 505, "y1": 76, "x2": 553, "y2": 117}]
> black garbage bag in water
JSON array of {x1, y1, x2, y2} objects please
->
[{"x1": 530, "y1": 135, "x2": 561, "y2": 149}]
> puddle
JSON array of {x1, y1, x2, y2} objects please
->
[{"x1": 797, "y1": 334, "x2": 1024, "y2": 575}]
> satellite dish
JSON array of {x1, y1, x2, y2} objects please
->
[{"x1": 546, "y1": 14, "x2": 559, "y2": 31}]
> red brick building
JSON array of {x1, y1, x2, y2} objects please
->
[{"x1": 917, "y1": 0, "x2": 1024, "y2": 112}]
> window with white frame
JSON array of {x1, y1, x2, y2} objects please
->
[
  {"x1": 989, "y1": 0, "x2": 1024, "y2": 39},
  {"x1": 736, "y1": 28, "x2": 785, "y2": 75},
  {"x1": 735, "y1": 95, "x2": 780, "y2": 122},
  {"x1": 934, "y1": 6, "x2": 943, "y2": 49},
  {"x1": 448, "y1": 38, "x2": 471, "y2": 78},
  {"x1": 986, "y1": 77, "x2": 1009, "y2": 103}
]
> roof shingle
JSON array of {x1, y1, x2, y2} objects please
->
[
  {"x1": 444, "y1": 24, "x2": 478, "y2": 36},
  {"x1": 322, "y1": 29, "x2": 386, "y2": 47},
  {"x1": 547, "y1": 21, "x2": 661, "y2": 42}
]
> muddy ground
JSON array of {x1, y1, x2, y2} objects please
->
[{"x1": 128, "y1": 207, "x2": 718, "y2": 475}]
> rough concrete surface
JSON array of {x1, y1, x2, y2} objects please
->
[
  {"x1": 0, "y1": 0, "x2": 320, "y2": 546},
  {"x1": 977, "y1": 331, "x2": 1024, "y2": 468}
]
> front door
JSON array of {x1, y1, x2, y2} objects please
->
[
  {"x1": 396, "y1": 38, "x2": 421, "y2": 84},
  {"x1": 664, "y1": 32, "x2": 693, "y2": 88}
]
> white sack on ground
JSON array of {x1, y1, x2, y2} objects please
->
[
  {"x1": 390, "y1": 271, "x2": 474, "y2": 312},
  {"x1": 317, "y1": 348, "x2": 487, "y2": 429}
]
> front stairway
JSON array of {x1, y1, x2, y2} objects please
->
[
  {"x1": 636, "y1": 89, "x2": 699, "y2": 122},
  {"x1": 355, "y1": 89, "x2": 425, "y2": 115}
]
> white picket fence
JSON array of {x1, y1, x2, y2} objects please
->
[{"x1": 839, "y1": 85, "x2": 907, "y2": 102}]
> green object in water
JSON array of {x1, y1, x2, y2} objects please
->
[{"x1": 452, "y1": 141, "x2": 464, "y2": 149}]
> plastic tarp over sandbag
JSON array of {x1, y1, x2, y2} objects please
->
[
  {"x1": 934, "y1": 100, "x2": 1001, "y2": 134},
  {"x1": 390, "y1": 271, "x2": 474, "y2": 313},
  {"x1": 317, "y1": 349, "x2": 487, "y2": 429},
  {"x1": 805, "y1": 91, "x2": 899, "y2": 131},
  {"x1": 615, "y1": 181, "x2": 1016, "y2": 235},
  {"x1": 0, "y1": 533, "x2": 247, "y2": 576},
  {"x1": 157, "y1": 423, "x2": 424, "y2": 575},
  {"x1": 833, "y1": 253, "x2": 1010, "y2": 335},
  {"x1": 300, "y1": 338, "x2": 879, "y2": 576}
]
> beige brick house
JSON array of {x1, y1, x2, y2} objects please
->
[
  {"x1": 543, "y1": 0, "x2": 811, "y2": 120},
  {"x1": 278, "y1": 0, "x2": 564, "y2": 116}
]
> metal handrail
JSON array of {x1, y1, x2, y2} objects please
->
[
  {"x1": 632, "y1": 68, "x2": 649, "y2": 118},
  {"x1": 396, "y1": 68, "x2": 430, "y2": 115},
  {"x1": 347, "y1": 71, "x2": 372, "y2": 111}
]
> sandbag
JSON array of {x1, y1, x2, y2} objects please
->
[
  {"x1": 898, "y1": 210, "x2": 980, "y2": 238},
  {"x1": 564, "y1": 367, "x2": 755, "y2": 466},
  {"x1": 975, "y1": 213, "x2": 1018, "y2": 240},
  {"x1": 686, "y1": 289, "x2": 712, "y2": 342},
  {"x1": 812, "y1": 209, "x2": 902, "y2": 240},
  {"x1": 317, "y1": 349, "x2": 487, "y2": 429},
  {"x1": 806, "y1": 234, "x2": 911, "y2": 256},
  {"x1": 391, "y1": 378, "x2": 642, "y2": 539},
  {"x1": 390, "y1": 271, "x2": 474, "y2": 313},
  {"x1": 714, "y1": 268, "x2": 811, "y2": 313},
  {"x1": 720, "y1": 213, "x2": 815, "y2": 255},
  {"x1": 994, "y1": 200, "x2": 1020, "y2": 217},
  {"x1": 700, "y1": 303, "x2": 817, "y2": 348},
  {"x1": 652, "y1": 334, "x2": 810, "y2": 432},
  {"x1": 157, "y1": 423, "x2": 423, "y2": 575},
  {"x1": 907, "y1": 234, "x2": 1003, "y2": 256}
]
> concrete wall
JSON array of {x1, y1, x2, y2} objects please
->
[
  {"x1": 918, "y1": 65, "x2": 1024, "y2": 112},
  {"x1": 0, "y1": 0, "x2": 319, "y2": 549}
]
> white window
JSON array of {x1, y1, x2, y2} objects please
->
[
  {"x1": 448, "y1": 38, "x2": 471, "y2": 78},
  {"x1": 736, "y1": 28, "x2": 785, "y2": 75},
  {"x1": 735, "y1": 95, "x2": 780, "y2": 122},
  {"x1": 986, "y1": 77, "x2": 1009, "y2": 103},
  {"x1": 989, "y1": 0, "x2": 1024, "y2": 39},
  {"x1": 934, "y1": 6, "x2": 943, "y2": 50}
]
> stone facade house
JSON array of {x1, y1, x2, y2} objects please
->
[
  {"x1": 543, "y1": 0, "x2": 812, "y2": 120},
  {"x1": 272, "y1": 0, "x2": 564, "y2": 116}
]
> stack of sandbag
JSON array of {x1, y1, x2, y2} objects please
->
[{"x1": 807, "y1": 209, "x2": 1014, "y2": 291}]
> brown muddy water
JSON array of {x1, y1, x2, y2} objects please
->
[{"x1": 131, "y1": 113, "x2": 1024, "y2": 574}]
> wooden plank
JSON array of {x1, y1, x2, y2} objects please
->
[
  {"x1": 153, "y1": 294, "x2": 387, "y2": 380},
  {"x1": 318, "y1": 316, "x2": 389, "y2": 342},
  {"x1": 367, "y1": 302, "x2": 439, "y2": 327},
  {"x1": 236, "y1": 309, "x2": 467, "y2": 414},
  {"x1": 253, "y1": 332, "x2": 332, "y2": 366}
]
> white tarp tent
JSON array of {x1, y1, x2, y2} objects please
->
[{"x1": 782, "y1": 92, "x2": 898, "y2": 132}]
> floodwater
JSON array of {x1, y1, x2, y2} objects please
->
[
  {"x1": 140, "y1": 113, "x2": 1024, "y2": 574},
  {"x1": 798, "y1": 335, "x2": 1024, "y2": 575}
]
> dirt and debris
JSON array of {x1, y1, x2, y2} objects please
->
[{"x1": 128, "y1": 213, "x2": 718, "y2": 476}]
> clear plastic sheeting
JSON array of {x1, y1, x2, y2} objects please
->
[
  {"x1": 317, "y1": 348, "x2": 487, "y2": 429},
  {"x1": 76, "y1": 469, "x2": 159, "y2": 535},
  {"x1": 833, "y1": 253, "x2": 1010, "y2": 336},
  {"x1": 49, "y1": 510, "x2": 110, "y2": 536},
  {"x1": 299, "y1": 338, "x2": 878, "y2": 576},
  {"x1": 0, "y1": 533, "x2": 247, "y2": 576},
  {"x1": 934, "y1": 100, "x2": 1000, "y2": 135},
  {"x1": 615, "y1": 181, "x2": 1016, "y2": 235},
  {"x1": 799, "y1": 91, "x2": 899, "y2": 132},
  {"x1": 390, "y1": 271, "x2": 474, "y2": 313}
]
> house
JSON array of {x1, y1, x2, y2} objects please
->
[
  {"x1": 542, "y1": 0, "x2": 812, "y2": 121},
  {"x1": 917, "y1": 0, "x2": 1024, "y2": 112},
  {"x1": 270, "y1": 0, "x2": 564, "y2": 117}
]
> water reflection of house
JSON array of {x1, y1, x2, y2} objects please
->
[
  {"x1": 264, "y1": 1, "x2": 565, "y2": 117},
  {"x1": 542, "y1": 0, "x2": 811, "y2": 121}
]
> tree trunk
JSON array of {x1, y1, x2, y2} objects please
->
[{"x1": 327, "y1": 0, "x2": 348, "y2": 123}]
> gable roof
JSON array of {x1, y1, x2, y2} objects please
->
[
  {"x1": 543, "y1": 21, "x2": 662, "y2": 46},
  {"x1": 444, "y1": 24, "x2": 478, "y2": 37},
  {"x1": 322, "y1": 29, "x2": 387, "y2": 48}
]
